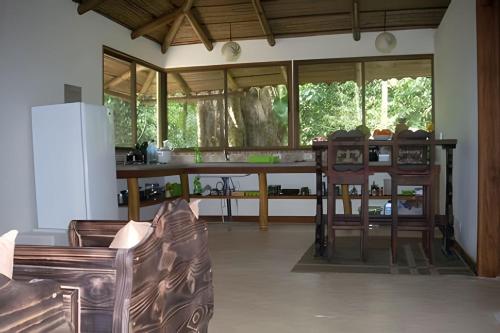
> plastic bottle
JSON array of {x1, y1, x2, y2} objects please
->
[
  {"x1": 194, "y1": 147, "x2": 203, "y2": 163},
  {"x1": 384, "y1": 200, "x2": 392, "y2": 215},
  {"x1": 193, "y1": 176, "x2": 202, "y2": 195},
  {"x1": 147, "y1": 141, "x2": 157, "y2": 164}
]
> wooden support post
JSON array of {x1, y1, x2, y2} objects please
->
[
  {"x1": 162, "y1": 14, "x2": 185, "y2": 54},
  {"x1": 258, "y1": 172, "x2": 268, "y2": 231},
  {"x1": 185, "y1": 10, "x2": 213, "y2": 51},
  {"x1": 341, "y1": 184, "x2": 352, "y2": 214},
  {"x1": 77, "y1": 0, "x2": 106, "y2": 15},
  {"x1": 251, "y1": 0, "x2": 276, "y2": 46},
  {"x1": 127, "y1": 178, "x2": 140, "y2": 221},
  {"x1": 476, "y1": 0, "x2": 500, "y2": 277},
  {"x1": 180, "y1": 173, "x2": 190, "y2": 201}
]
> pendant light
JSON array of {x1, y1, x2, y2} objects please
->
[
  {"x1": 221, "y1": 23, "x2": 241, "y2": 62},
  {"x1": 375, "y1": 11, "x2": 397, "y2": 53}
]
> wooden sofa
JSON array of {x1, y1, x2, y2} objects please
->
[
  {"x1": 13, "y1": 199, "x2": 214, "y2": 333},
  {"x1": 0, "y1": 274, "x2": 73, "y2": 332}
]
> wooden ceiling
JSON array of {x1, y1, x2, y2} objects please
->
[{"x1": 75, "y1": 0, "x2": 450, "y2": 53}]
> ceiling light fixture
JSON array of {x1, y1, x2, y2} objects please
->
[
  {"x1": 221, "y1": 23, "x2": 241, "y2": 62},
  {"x1": 375, "y1": 11, "x2": 397, "y2": 53}
]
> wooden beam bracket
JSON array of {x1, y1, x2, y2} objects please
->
[
  {"x1": 77, "y1": 0, "x2": 106, "y2": 15},
  {"x1": 251, "y1": 0, "x2": 276, "y2": 46}
]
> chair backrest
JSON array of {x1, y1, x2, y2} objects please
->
[
  {"x1": 69, "y1": 220, "x2": 128, "y2": 247},
  {"x1": 393, "y1": 130, "x2": 433, "y2": 174},
  {"x1": 327, "y1": 129, "x2": 368, "y2": 174}
]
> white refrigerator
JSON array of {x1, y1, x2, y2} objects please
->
[{"x1": 32, "y1": 103, "x2": 118, "y2": 229}]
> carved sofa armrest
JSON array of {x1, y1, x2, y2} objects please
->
[{"x1": 0, "y1": 273, "x2": 73, "y2": 332}]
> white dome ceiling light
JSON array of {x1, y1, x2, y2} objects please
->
[
  {"x1": 375, "y1": 11, "x2": 397, "y2": 54},
  {"x1": 375, "y1": 31, "x2": 397, "y2": 53},
  {"x1": 221, "y1": 23, "x2": 241, "y2": 62}
]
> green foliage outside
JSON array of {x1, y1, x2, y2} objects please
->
[
  {"x1": 271, "y1": 84, "x2": 289, "y2": 145},
  {"x1": 167, "y1": 85, "x2": 289, "y2": 149},
  {"x1": 136, "y1": 98, "x2": 158, "y2": 144},
  {"x1": 299, "y1": 81, "x2": 362, "y2": 145},
  {"x1": 105, "y1": 94, "x2": 132, "y2": 147},
  {"x1": 167, "y1": 101, "x2": 198, "y2": 148},
  {"x1": 365, "y1": 77, "x2": 432, "y2": 132},
  {"x1": 105, "y1": 94, "x2": 158, "y2": 147},
  {"x1": 299, "y1": 77, "x2": 432, "y2": 146}
]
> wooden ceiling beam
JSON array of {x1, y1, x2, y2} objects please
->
[
  {"x1": 352, "y1": 0, "x2": 361, "y2": 41},
  {"x1": 280, "y1": 66, "x2": 288, "y2": 84},
  {"x1": 77, "y1": 0, "x2": 107, "y2": 15},
  {"x1": 162, "y1": 0, "x2": 194, "y2": 54},
  {"x1": 170, "y1": 73, "x2": 192, "y2": 95},
  {"x1": 139, "y1": 71, "x2": 156, "y2": 95},
  {"x1": 251, "y1": 0, "x2": 276, "y2": 46},
  {"x1": 185, "y1": 10, "x2": 214, "y2": 51},
  {"x1": 104, "y1": 67, "x2": 149, "y2": 89},
  {"x1": 131, "y1": 8, "x2": 182, "y2": 40},
  {"x1": 226, "y1": 71, "x2": 239, "y2": 91}
]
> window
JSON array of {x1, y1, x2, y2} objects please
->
[
  {"x1": 104, "y1": 54, "x2": 133, "y2": 147},
  {"x1": 227, "y1": 66, "x2": 288, "y2": 148},
  {"x1": 103, "y1": 48, "x2": 432, "y2": 150},
  {"x1": 166, "y1": 64, "x2": 290, "y2": 149},
  {"x1": 167, "y1": 70, "x2": 225, "y2": 148},
  {"x1": 103, "y1": 51, "x2": 161, "y2": 148},
  {"x1": 298, "y1": 62, "x2": 363, "y2": 145},
  {"x1": 364, "y1": 59, "x2": 432, "y2": 132},
  {"x1": 136, "y1": 65, "x2": 159, "y2": 144}
]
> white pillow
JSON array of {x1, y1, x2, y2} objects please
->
[
  {"x1": 189, "y1": 199, "x2": 201, "y2": 219},
  {"x1": 109, "y1": 221, "x2": 151, "y2": 249},
  {"x1": 0, "y1": 230, "x2": 18, "y2": 279}
]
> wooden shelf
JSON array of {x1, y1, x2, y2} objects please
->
[
  {"x1": 268, "y1": 195, "x2": 316, "y2": 199},
  {"x1": 189, "y1": 195, "x2": 258, "y2": 200},
  {"x1": 119, "y1": 196, "x2": 181, "y2": 208},
  {"x1": 333, "y1": 195, "x2": 423, "y2": 200}
]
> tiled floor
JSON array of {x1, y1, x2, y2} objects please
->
[{"x1": 207, "y1": 223, "x2": 500, "y2": 333}]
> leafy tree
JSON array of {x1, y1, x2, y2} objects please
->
[{"x1": 299, "y1": 81, "x2": 362, "y2": 145}]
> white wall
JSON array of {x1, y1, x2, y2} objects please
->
[
  {"x1": 0, "y1": 0, "x2": 165, "y2": 234},
  {"x1": 434, "y1": 0, "x2": 478, "y2": 260},
  {"x1": 165, "y1": 29, "x2": 435, "y2": 68}
]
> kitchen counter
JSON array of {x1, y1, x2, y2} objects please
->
[
  {"x1": 116, "y1": 161, "x2": 317, "y2": 230},
  {"x1": 116, "y1": 161, "x2": 316, "y2": 178}
]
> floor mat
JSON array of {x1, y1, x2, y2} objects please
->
[{"x1": 292, "y1": 237, "x2": 473, "y2": 275}]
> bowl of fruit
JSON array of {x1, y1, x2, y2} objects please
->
[{"x1": 373, "y1": 129, "x2": 393, "y2": 140}]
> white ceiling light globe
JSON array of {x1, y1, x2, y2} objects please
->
[
  {"x1": 221, "y1": 41, "x2": 241, "y2": 62},
  {"x1": 375, "y1": 31, "x2": 397, "y2": 53}
]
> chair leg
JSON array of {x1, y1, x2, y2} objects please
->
[
  {"x1": 328, "y1": 228, "x2": 335, "y2": 259},
  {"x1": 427, "y1": 226, "x2": 434, "y2": 265},
  {"x1": 391, "y1": 227, "x2": 397, "y2": 264}
]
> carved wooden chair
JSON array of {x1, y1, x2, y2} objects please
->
[
  {"x1": 327, "y1": 130, "x2": 369, "y2": 260},
  {"x1": 391, "y1": 130, "x2": 435, "y2": 264},
  {"x1": 0, "y1": 273, "x2": 73, "y2": 332},
  {"x1": 14, "y1": 199, "x2": 213, "y2": 333}
]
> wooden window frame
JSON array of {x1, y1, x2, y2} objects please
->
[
  {"x1": 166, "y1": 61, "x2": 293, "y2": 152},
  {"x1": 102, "y1": 46, "x2": 433, "y2": 152},
  {"x1": 294, "y1": 54, "x2": 435, "y2": 148},
  {"x1": 103, "y1": 46, "x2": 167, "y2": 150}
]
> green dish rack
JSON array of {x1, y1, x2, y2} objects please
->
[{"x1": 247, "y1": 155, "x2": 280, "y2": 164}]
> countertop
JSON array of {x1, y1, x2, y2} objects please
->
[{"x1": 116, "y1": 161, "x2": 317, "y2": 178}]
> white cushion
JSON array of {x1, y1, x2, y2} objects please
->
[
  {"x1": 109, "y1": 221, "x2": 151, "y2": 249},
  {"x1": 189, "y1": 199, "x2": 201, "y2": 219},
  {"x1": 0, "y1": 230, "x2": 18, "y2": 279}
]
